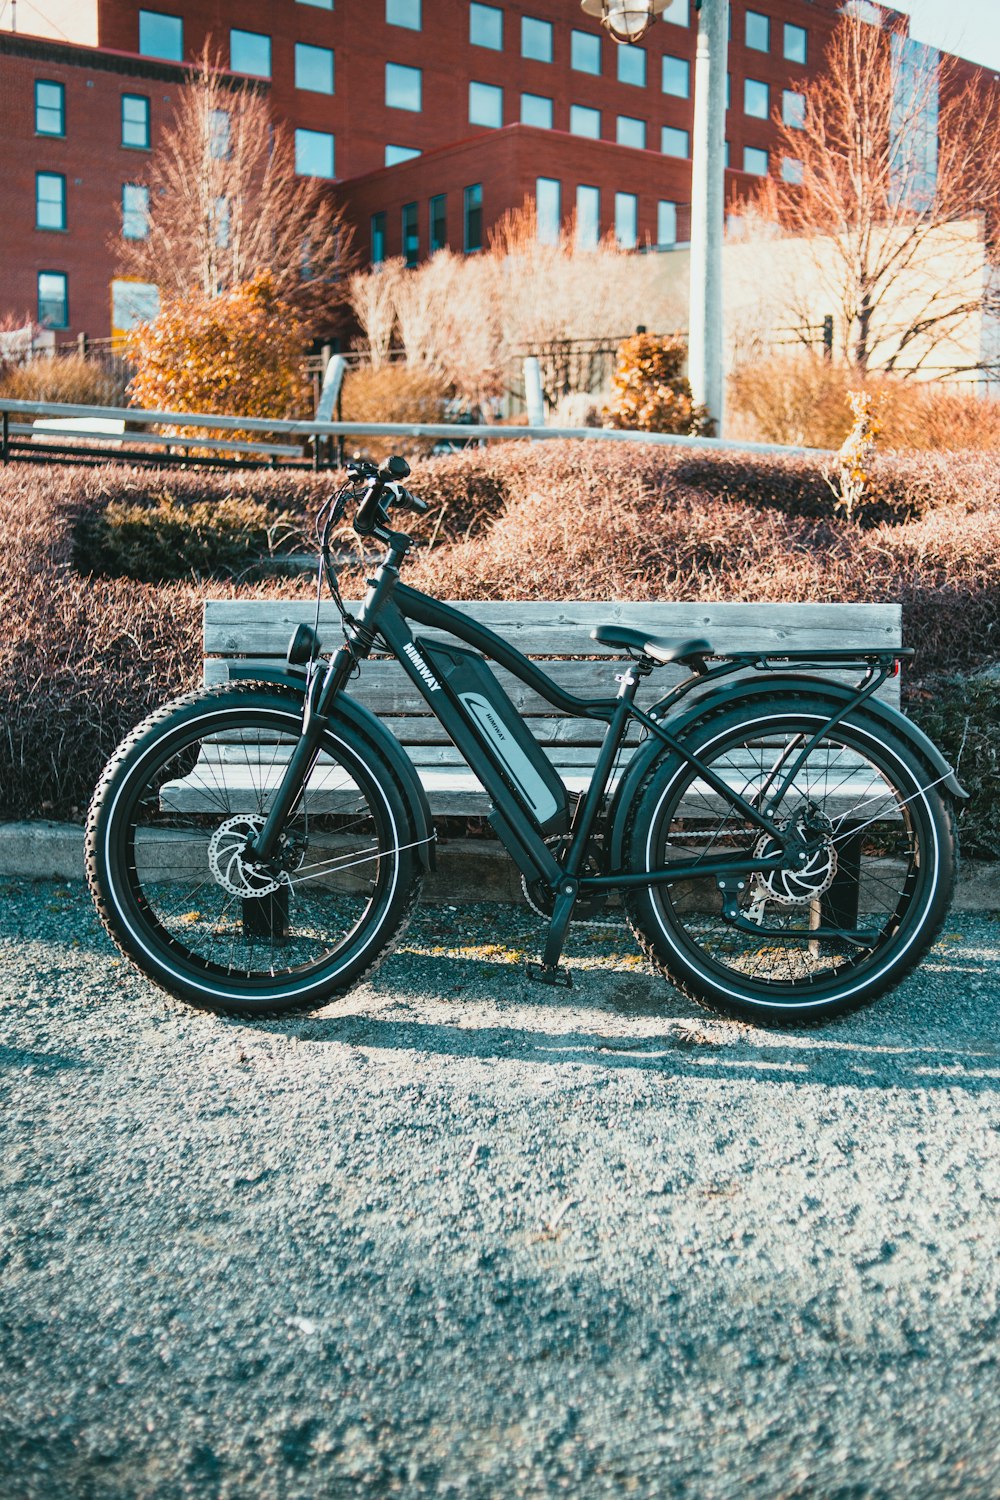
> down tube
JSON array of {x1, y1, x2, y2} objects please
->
[{"x1": 374, "y1": 603, "x2": 564, "y2": 886}]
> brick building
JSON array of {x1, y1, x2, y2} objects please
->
[{"x1": 0, "y1": 0, "x2": 994, "y2": 341}]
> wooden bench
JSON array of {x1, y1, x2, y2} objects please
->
[{"x1": 202, "y1": 600, "x2": 902, "y2": 818}]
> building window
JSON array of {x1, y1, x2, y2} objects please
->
[
  {"x1": 784, "y1": 23, "x2": 807, "y2": 65},
  {"x1": 470, "y1": 81, "x2": 503, "y2": 128},
  {"x1": 402, "y1": 201, "x2": 419, "y2": 266},
  {"x1": 536, "y1": 177, "x2": 560, "y2": 245},
  {"x1": 298, "y1": 0, "x2": 333, "y2": 8},
  {"x1": 657, "y1": 200, "x2": 677, "y2": 246},
  {"x1": 214, "y1": 195, "x2": 230, "y2": 247},
  {"x1": 744, "y1": 79, "x2": 769, "y2": 120},
  {"x1": 209, "y1": 109, "x2": 230, "y2": 159},
  {"x1": 385, "y1": 144, "x2": 421, "y2": 165},
  {"x1": 464, "y1": 183, "x2": 482, "y2": 253},
  {"x1": 121, "y1": 93, "x2": 150, "y2": 149},
  {"x1": 430, "y1": 193, "x2": 447, "y2": 252},
  {"x1": 743, "y1": 146, "x2": 769, "y2": 176},
  {"x1": 570, "y1": 104, "x2": 600, "y2": 139},
  {"x1": 387, "y1": 0, "x2": 421, "y2": 28},
  {"x1": 521, "y1": 93, "x2": 553, "y2": 129},
  {"x1": 34, "y1": 80, "x2": 65, "y2": 137},
  {"x1": 724, "y1": 140, "x2": 730, "y2": 167},
  {"x1": 35, "y1": 173, "x2": 66, "y2": 232},
  {"x1": 522, "y1": 17, "x2": 553, "y2": 63},
  {"x1": 664, "y1": 0, "x2": 688, "y2": 24},
  {"x1": 746, "y1": 10, "x2": 770, "y2": 52},
  {"x1": 782, "y1": 90, "x2": 805, "y2": 129},
  {"x1": 661, "y1": 125, "x2": 689, "y2": 158},
  {"x1": 616, "y1": 115, "x2": 645, "y2": 150},
  {"x1": 470, "y1": 2, "x2": 502, "y2": 49},
  {"x1": 570, "y1": 29, "x2": 600, "y2": 75},
  {"x1": 295, "y1": 128, "x2": 335, "y2": 178},
  {"x1": 781, "y1": 156, "x2": 803, "y2": 184},
  {"x1": 37, "y1": 271, "x2": 68, "y2": 328},
  {"x1": 386, "y1": 62, "x2": 422, "y2": 112},
  {"x1": 576, "y1": 184, "x2": 600, "y2": 249},
  {"x1": 138, "y1": 10, "x2": 182, "y2": 62},
  {"x1": 617, "y1": 46, "x2": 645, "y2": 87},
  {"x1": 371, "y1": 211, "x2": 386, "y2": 265},
  {"x1": 122, "y1": 183, "x2": 150, "y2": 239},
  {"x1": 230, "y1": 29, "x2": 271, "y2": 78},
  {"x1": 661, "y1": 55, "x2": 689, "y2": 98},
  {"x1": 614, "y1": 192, "x2": 637, "y2": 250},
  {"x1": 295, "y1": 43, "x2": 334, "y2": 94}
]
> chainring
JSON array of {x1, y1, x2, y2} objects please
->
[{"x1": 521, "y1": 836, "x2": 607, "y2": 919}]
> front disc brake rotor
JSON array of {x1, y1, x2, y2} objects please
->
[{"x1": 207, "y1": 813, "x2": 283, "y2": 898}]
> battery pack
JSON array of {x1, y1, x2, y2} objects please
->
[{"x1": 419, "y1": 640, "x2": 569, "y2": 835}]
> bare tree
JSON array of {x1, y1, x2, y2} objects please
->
[
  {"x1": 115, "y1": 45, "x2": 354, "y2": 334},
  {"x1": 742, "y1": 13, "x2": 1000, "y2": 374},
  {"x1": 347, "y1": 258, "x2": 405, "y2": 369},
  {"x1": 344, "y1": 201, "x2": 688, "y2": 414}
]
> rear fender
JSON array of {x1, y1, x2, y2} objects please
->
[
  {"x1": 607, "y1": 673, "x2": 965, "y2": 871},
  {"x1": 224, "y1": 664, "x2": 436, "y2": 871}
]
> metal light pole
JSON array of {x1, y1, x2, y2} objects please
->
[{"x1": 687, "y1": 0, "x2": 729, "y2": 434}]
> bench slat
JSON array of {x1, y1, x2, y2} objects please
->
[
  {"x1": 165, "y1": 763, "x2": 897, "y2": 821},
  {"x1": 204, "y1": 599, "x2": 902, "y2": 659}
]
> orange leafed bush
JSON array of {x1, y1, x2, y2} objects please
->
[
  {"x1": 604, "y1": 333, "x2": 712, "y2": 437},
  {"x1": 126, "y1": 271, "x2": 309, "y2": 439}
]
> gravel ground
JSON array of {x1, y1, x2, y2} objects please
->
[{"x1": 1, "y1": 879, "x2": 999, "y2": 1500}]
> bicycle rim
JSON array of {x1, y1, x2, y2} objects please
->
[
  {"x1": 104, "y1": 705, "x2": 403, "y2": 991},
  {"x1": 637, "y1": 709, "x2": 941, "y2": 1004}
]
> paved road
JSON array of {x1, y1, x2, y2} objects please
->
[{"x1": 1, "y1": 882, "x2": 999, "y2": 1499}]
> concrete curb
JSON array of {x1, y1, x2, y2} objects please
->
[{"x1": 2, "y1": 820, "x2": 999, "y2": 911}]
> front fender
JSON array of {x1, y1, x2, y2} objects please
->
[
  {"x1": 224, "y1": 664, "x2": 436, "y2": 871},
  {"x1": 607, "y1": 673, "x2": 966, "y2": 872}
]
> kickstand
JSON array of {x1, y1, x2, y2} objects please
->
[
  {"x1": 525, "y1": 960, "x2": 573, "y2": 989},
  {"x1": 525, "y1": 883, "x2": 577, "y2": 989}
]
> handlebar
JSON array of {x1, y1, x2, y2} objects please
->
[{"x1": 347, "y1": 455, "x2": 428, "y2": 536}]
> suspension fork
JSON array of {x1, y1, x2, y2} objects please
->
[
  {"x1": 247, "y1": 644, "x2": 358, "y2": 863},
  {"x1": 247, "y1": 539, "x2": 409, "y2": 864}
]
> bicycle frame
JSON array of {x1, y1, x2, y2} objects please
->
[{"x1": 250, "y1": 538, "x2": 901, "y2": 946}]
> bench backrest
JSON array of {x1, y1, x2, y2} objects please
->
[{"x1": 204, "y1": 601, "x2": 903, "y2": 755}]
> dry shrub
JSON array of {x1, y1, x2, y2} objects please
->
[
  {"x1": 2, "y1": 446, "x2": 998, "y2": 821},
  {"x1": 341, "y1": 365, "x2": 450, "y2": 460},
  {"x1": 0, "y1": 353, "x2": 122, "y2": 407},
  {"x1": 907, "y1": 674, "x2": 1000, "y2": 859},
  {"x1": 729, "y1": 354, "x2": 1000, "y2": 453},
  {"x1": 126, "y1": 271, "x2": 310, "y2": 441},
  {"x1": 76, "y1": 494, "x2": 309, "y2": 582},
  {"x1": 605, "y1": 333, "x2": 711, "y2": 436},
  {"x1": 395, "y1": 443, "x2": 1000, "y2": 677}
]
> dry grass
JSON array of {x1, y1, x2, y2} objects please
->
[{"x1": 729, "y1": 354, "x2": 1000, "y2": 453}]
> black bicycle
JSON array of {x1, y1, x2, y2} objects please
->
[{"x1": 86, "y1": 456, "x2": 963, "y2": 1025}]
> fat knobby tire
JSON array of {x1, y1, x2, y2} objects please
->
[
  {"x1": 86, "y1": 682, "x2": 425, "y2": 1017},
  {"x1": 623, "y1": 695, "x2": 957, "y2": 1026}
]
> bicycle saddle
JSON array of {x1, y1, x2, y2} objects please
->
[{"x1": 591, "y1": 625, "x2": 713, "y2": 667}]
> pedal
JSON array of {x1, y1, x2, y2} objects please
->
[{"x1": 525, "y1": 961, "x2": 573, "y2": 989}]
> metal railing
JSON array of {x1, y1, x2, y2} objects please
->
[{"x1": 0, "y1": 395, "x2": 837, "y2": 469}]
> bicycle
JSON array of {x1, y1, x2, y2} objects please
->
[{"x1": 86, "y1": 456, "x2": 964, "y2": 1025}]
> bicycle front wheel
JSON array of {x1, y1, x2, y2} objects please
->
[
  {"x1": 86, "y1": 683, "x2": 425, "y2": 1016},
  {"x1": 624, "y1": 696, "x2": 955, "y2": 1024}
]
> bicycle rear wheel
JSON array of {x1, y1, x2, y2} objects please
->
[
  {"x1": 624, "y1": 696, "x2": 955, "y2": 1024},
  {"x1": 86, "y1": 683, "x2": 425, "y2": 1016}
]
